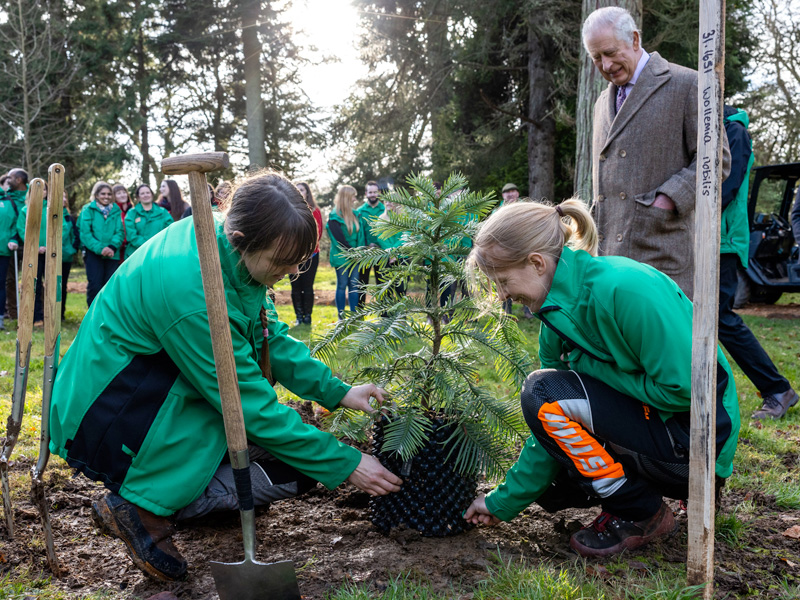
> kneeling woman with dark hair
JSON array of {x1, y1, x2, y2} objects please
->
[
  {"x1": 50, "y1": 171, "x2": 402, "y2": 581},
  {"x1": 464, "y1": 199, "x2": 740, "y2": 558}
]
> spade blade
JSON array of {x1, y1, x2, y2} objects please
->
[{"x1": 210, "y1": 557, "x2": 300, "y2": 600}]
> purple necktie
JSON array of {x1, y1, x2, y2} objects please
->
[{"x1": 616, "y1": 85, "x2": 628, "y2": 114}]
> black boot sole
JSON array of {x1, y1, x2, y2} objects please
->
[{"x1": 92, "y1": 497, "x2": 186, "y2": 582}]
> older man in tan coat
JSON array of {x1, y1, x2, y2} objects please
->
[{"x1": 584, "y1": 7, "x2": 729, "y2": 299}]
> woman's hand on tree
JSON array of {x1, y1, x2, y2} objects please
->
[
  {"x1": 347, "y1": 453, "x2": 403, "y2": 496},
  {"x1": 339, "y1": 383, "x2": 386, "y2": 414},
  {"x1": 464, "y1": 493, "x2": 500, "y2": 526}
]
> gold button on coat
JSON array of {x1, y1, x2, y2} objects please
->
[
  {"x1": 616, "y1": 233, "x2": 623, "y2": 241},
  {"x1": 620, "y1": 192, "x2": 627, "y2": 200},
  {"x1": 619, "y1": 150, "x2": 627, "y2": 157}
]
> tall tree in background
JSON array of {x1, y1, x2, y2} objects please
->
[
  {"x1": 743, "y1": 0, "x2": 799, "y2": 164},
  {"x1": 241, "y1": 0, "x2": 268, "y2": 169},
  {"x1": 0, "y1": 0, "x2": 81, "y2": 176},
  {"x1": 332, "y1": 0, "x2": 460, "y2": 188},
  {"x1": 574, "y1": 0, "x2": 641, "y2": 204},
  {"x1": 525, "y1": 0, "x2": 580, "y2": 202}
]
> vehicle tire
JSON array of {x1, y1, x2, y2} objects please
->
[
  {"x1": 733, "y1": 269, "x2": 750, "y2": 309},
  {"x1": 750, "y1": 284, "x2": 782, "y2": 304}
]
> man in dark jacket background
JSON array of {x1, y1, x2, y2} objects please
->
[{"x1": 719, "y1": 106, "x2": 797, "y2": 420}]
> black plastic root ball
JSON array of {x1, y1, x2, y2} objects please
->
[{"x1": 369, "y1": 416, "x2": 477, "y2": 537}]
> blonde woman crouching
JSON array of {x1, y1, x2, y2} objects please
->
[{"x1": 463, "y1": 198, "x2": 740, "y2": 558}]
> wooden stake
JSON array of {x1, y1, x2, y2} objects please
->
[{"x1": 688, "y1": 1, "x2": 725, "y2": 597}]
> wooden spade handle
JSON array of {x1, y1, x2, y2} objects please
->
[
  {"x1": 161, "y1": 152, "x2": 230, "y2": 175},
  {"x1": 18, "y1": 179, "x2": 45, "y2": 364},
  {"x1": 44, "y1": 164, "x2": 64, "y2": 356}
]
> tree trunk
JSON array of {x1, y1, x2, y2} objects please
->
[
  {"x1": 242, "y1": 0, "x2": 267, "y2": 169},
  {"x1": 574, "y1": 0, "x2": 642, "y2": 203},
  {"x1": 526, "y1": 22, "x2": 555, "y2": 202},
  {"x1": 136, "y1": 26, "x2": 152, "y2": 185},
  {"x1": 17, "y1": 0, "x2": 32, "y2": 174},
  {"x1": 427, "y1": 0, "x2": 451, "y2": 180}
]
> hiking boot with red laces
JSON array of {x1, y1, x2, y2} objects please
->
[
  {"x1": 93, "y1": 492, "x2": 187, "y2": 581},
  {"x1": 752, "y1": 388, "x2": 799, "y2": 420},
  {"x1": 570, "y1": 502, "x2": 675, "y2": 558}
]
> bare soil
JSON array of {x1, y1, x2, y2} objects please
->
[{"x1": 3, "y1": 407, "x2": 800, "y2": 600}]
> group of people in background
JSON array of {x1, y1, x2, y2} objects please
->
[{"x1": 0, "y1": 170, "x2": 237, "y2": 328}]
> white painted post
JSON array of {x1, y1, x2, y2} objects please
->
[{"x1": 688, "y1": 1, "x2": 725, "y2": 598}]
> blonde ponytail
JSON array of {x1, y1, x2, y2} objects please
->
[{"x1": 468, "y1": 197, "x2": 598, "y2": 275}]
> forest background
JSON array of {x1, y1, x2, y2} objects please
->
[{"x1": 0, "y1": 0, "x2": 796, "y2": 209}]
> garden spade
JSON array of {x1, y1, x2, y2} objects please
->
[
  {"x1": 161, "y1": 152, "x2": 301, "y2": 600},
  {"x1": 1, "y1": 179, "x2": 44, "y2": 538},
  {"x1": 30, "y1": 163, "x2": 65, "y2": 575}
]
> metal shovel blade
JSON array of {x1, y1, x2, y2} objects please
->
[{"x1": 210, "y1": 557, "x2": 300, "y2": 600}]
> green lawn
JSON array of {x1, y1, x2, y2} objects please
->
[{"x1": 1, "y1": 285, "x2": 798, "y2": 599}]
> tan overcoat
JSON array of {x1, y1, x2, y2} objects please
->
[{"x1": 591, "y1": 51, "x2": 729, "y2": 299}]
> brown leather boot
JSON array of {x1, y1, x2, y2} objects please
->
[
  {"x1": 752, "y1": 388, "x2": 799, "y2": 420},
  {"x1": 93, "y1": 492, "x2": 187, "y2": 581}
]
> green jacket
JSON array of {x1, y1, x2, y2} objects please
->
[
  {"x1": 16, "y1": 200, "x2": 48, "y2": 247},
  {"x1": 375, "y1": 210, "x2": 404, "y2": 250},
  {"x1": 5, "y1": 188, "x2": 27, "y2": 213},
  {"x1": 0, "y1": 194, "x2": 18, "y2": 257},
  {"x1": 62, "y1": 215, "x2": 78, "y2": 262},
  {"x1": 326, "y1": 208, "x2": 366, "y2": 270},
  {"x1": 50, "y1": 216, "x2": 361, "y2": 517},
  {"x1": 356, "y1": 200, "x2": 385, "y2": 246},
  {"x1": 484, "y1": 247, "x2": 740, "y2": 521},
  {"x1": 124, "y1": 203, "x2": 174, "y2": 258},
  {"x1": 720, "y1": 109, "x2": 753, "y2": 267},
  {"x1": 79, "y1": 201, "x2": 124, "y2": 259}
]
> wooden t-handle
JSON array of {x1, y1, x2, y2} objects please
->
[
  {"x1": 159, "y1": 152, "x2": 247, "y2": 457},
  {"x1": 161, "y1": 152, "x2": 229, "y2": 175}
]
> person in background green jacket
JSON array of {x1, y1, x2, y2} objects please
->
[
  {"x1": 0, "y1": 178, "x2": 19, "y2": 329},
  {"x1": 79, "y1": 181, "x2": 123, "y2": 306},
  {"x1": 15, "y1": 187, "x2": 49, "y2": 324},
  {"x1": 464, "y1": 199, "x2": 739, "y2": 558},
  {"x1": 327, "y1": 184, "x2": 366, "y2": 316},
  {"x1": 719, "y1": 106, "x2": 797, "y2": 420},
  {"x1": 124, "y1": 184, "x2": 173, "y2": 258},
  {"x1": 50, "y1": 171, "x2": 402, "y2": 582},
  {"x1": 355, "y1": 180, "x2": 384, "y2": 306},
  {"x1": 4, "y1": 169, "x2": 29, "y2": 320},
  {"x1": 61, "y1": 191, "x2": 79, "y2": 321},
  {"x1": 375, "y1": 197, "x2": 407, "y2": 297}
]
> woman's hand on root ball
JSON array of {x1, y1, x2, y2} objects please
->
[
  {"x1": 347, "y1": 453, "x2": 402, "y2": 497},
  {"x1": 340, "y1": 384, "x2": 386, "y2": 414},
  {"x1": 464, "y1": 494, "x2": 500, "y2": 526}
]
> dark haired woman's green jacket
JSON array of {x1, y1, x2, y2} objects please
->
[
  {"x1": 124, "y1": 203, "x2": 173, "y2": 258},
  {"x1": 484, "y1": 247, "x2": 740, "y2": 521},
  {"x1": 50, "y1": 216, "x2": 361, "y2": 517},
  {"x1": 78, "y1": 200, "x2": 124, "y2": 260}
]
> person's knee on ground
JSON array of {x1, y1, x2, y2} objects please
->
[{"x1": 521, "y1": 369, "x2": 674, "y2": 557}]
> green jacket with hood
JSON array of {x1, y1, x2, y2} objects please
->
[
  {"x1": 50, "y1": 216, "x2": 362, "y2": 517},
  {"x1": 62, "y1": 214, "x2": 79, "y2": 262},
  {"x1": 78, "y1": 200, "x2": 124, "y2": 260},
  {"x1": 0, "y1": 194, "x2": 18, "y2": 257},
  {"x1": 124, "y1": 203, "x2": 174, "y2": 258},
  {"x1": 484, "y1": 247, "x2": 740, "y2": 522},
  {"x1": 356, "y1": 200, "x2": 385, "y2": 246},
  {"x1": 326, "y1": 208, "x2": 366, "y2": 270},
  {"x1": 720, "y1": 108, "x2": 753, "y2": 266},
  {"x1": 16, "y1": 200, "x2": 48, "y2": 247}
]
